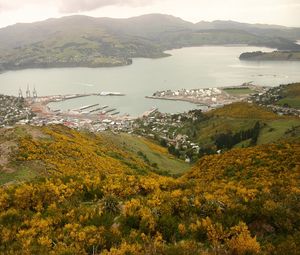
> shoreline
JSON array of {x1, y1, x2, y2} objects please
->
[
  {"x1": 27, "y1": 93, "x2": 130, "y2": 119},
  {"x1": 146, "y1": 84, "x2": 268, "y2": 108},
  {"x1": 145, "y1": 96, "x2": 209, "y2": 106},
  {"x1": 0, "y1": 44, "x2": 276, "y2": 75}
]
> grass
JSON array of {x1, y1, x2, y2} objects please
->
[
  {"x1": 234, "y1": 139, "x2": 252, "y2": 148},
  {"x1": 0, "y1": 166, "x2": 38, "y2": 186},
  {"x1": 276, "y1": 83, "x2": 300, "y2": 109},
  {"x1": 208, "y1": 102, "x2": 281, "y2": 120},
  {"x1": 194, "y1": 118, "x2": 257, "y2": 145},
  {"x1": 277, "y1": 97, "x2": 300, "y2": 109},
  {"x1": 258, "y1": 119, "x2": 300, "y2": 144},
  {"x1": 223, "y1": 88, "x2": 254, "y2": 95},
  {"x1": 178, "y1": 102, "x2": 299, "y2": 149},
  {"x1": 102, "y1": 132, "x2": 190, "y2": 175}
]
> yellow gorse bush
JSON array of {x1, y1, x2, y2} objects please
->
[{"x1": 0, "y1": 125, "x2": 299, "y2": 254}]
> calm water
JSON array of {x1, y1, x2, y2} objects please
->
[{"x1": 1, "y1": 46, "x2": 300, "y2": 116}]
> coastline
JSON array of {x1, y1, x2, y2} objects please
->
[
  {"x1": 0, "y1": 44, "x2": 274, "y2": 74},
  {"x1": 0, "y1": 60, "x2": 133, "y2": 74},
  {"x1": 145, "y1": 96, "x2": 209, "y2": 106},
  {"x1": 239, "y1": 51, "x2": 300, "y2": 61},
  {"x1": 146, "y1": 84, "x2": 268, "y2": 108}
]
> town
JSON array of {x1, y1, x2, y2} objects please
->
[
  {"x1": 0, "y1": 94, "x2": 34, "y2": 127},
  {"x1": 146, "y1": 83, "x2": 268, "y2": 108},
  {"x1": 249, "y1": 84, "x2": 300, "y2": 117},
  {"x1": 132, "y1": 109, "x2": 205, "y2": 162},
  {"x1": 1, "y1": 83, "x2": 299, "y2": 156}
]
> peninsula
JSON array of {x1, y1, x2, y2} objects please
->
[
  {"x1": 146, "y1": 83, "x2": 267, "y2": 108},
  {"x1": 239, "y1": 51, "x2": 300, "y2": 61}
]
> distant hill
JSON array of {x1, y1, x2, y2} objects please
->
[
  {"x1": 196, "y1": 20, "x2": 300, "y2": 38},
  {"x1": 0, "y1": 14, "x2": 300, "y2": 71},
  {"x1": 240, "y1": 50, "x2": 300, "y2": 61}
]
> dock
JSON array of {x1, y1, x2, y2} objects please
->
[
  {"x1": 142, "y1": 107, "x2": 158, "y2": 117},
  {"x1": 102, "y1": 108, "x2": 117, "y2": 114},
  {"x1": 99, "y1": 92, "x2": 125, "y2": 96},
  {"x1": 89, "y1": 108, "x2": 100, "y2": 113},
  {"x1": 63, "y1": 94, "x2": 90, "y2": 100},
  {"x1": 79, "y1": 104, "x2": 99, "y2": 111},
  {"x1": 99, "y1": 105, "x2": 108, "y2": 110}
]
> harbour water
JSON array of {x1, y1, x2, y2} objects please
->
[{"x1": 1, "y1": 46, "x2": 300, "y2": 116}]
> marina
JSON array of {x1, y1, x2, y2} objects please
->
[
  {"x1": 0, "y1": 46, "x2": 300, "y2": 117},
  {"x1": 2, "y1": 46, "x2": 300, "y2": 116},
  {"x1": 89, "y1": 107, "x2": 106, "y2": 113},
  {"x1": 102, "y1": 108, "x2": 117, "y2": 114}
]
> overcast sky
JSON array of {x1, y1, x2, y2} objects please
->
[{"x1": 0, "y1": 0, "x2": 299, "y2": 28}]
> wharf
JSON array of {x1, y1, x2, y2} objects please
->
[
  {"x1": 79, "y1": 104, "x2": 99, "y2": 111},
  {"x1": 141, "y1": 107, "x2": 158, "y2": 117},
  {"x1": 102, "y1": 108, "x2": 117, "y2": 114}
]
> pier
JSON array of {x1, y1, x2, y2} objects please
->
[
  {"x1": 79, "y1": 104, "x2": 99, "y2": 111},
  {"x1": 141, "y1": 107, "x2": 158, "y2": 117},
  {"x1": 102, "y1": 108, "x2": 117, "y2": 114},
  {"x1": 89, "y1": 106, "x2": 108, "y2": 113}
]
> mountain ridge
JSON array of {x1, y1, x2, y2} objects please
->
[{"x1": 0, "y1": 14, "x2": 300, "y2": 72}]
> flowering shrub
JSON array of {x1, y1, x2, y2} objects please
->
[{"x1": 0, "y1": 125, "x2": 299, "y2": 254}]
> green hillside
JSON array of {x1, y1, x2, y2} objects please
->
[
  {"x1": 206, "y1": 104, "x2": 300, "y2": 146},
  {"x1": 0, "y1": 14, "x2": 300, "y2": 71},
  {"x1": 276, "y1": 83, "x2": 300, "y2": 108},
  {"x1": 139, "y1": 102, "x2": 300, "y2": 160}
]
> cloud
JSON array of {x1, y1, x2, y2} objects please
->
[
  {"x1": 0, "y1": 0, "x2": 44, "y2": 12},
  {"x1": 0, "y1": 0, "x2": 154, "y2": 13},
  {"x1": 58, "y1": 0, "x2": 154, "y2": 13}
]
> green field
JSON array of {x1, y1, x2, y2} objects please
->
[
  {"x1": 258, "y1": 119, "x2": 300, "y2": 144},
  {"x1": 102, "y1": 132, "x2": 190, "y2": 175},
  {"x1": 277, "y1": 97, "x2": 300, "y2": 109},
  {"x1": 275, "y1": 83, "x2": 300, "y2": 109},
  {"x1": 0, "y1": 166, "x2": 38, "y2": 186},
  {"x1": 223, "y1": 87, "x2": 254, "y2": 95}
]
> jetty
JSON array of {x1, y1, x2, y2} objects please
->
[
  {"x1": 89, "y1": 108, "x2": 101, "y2": 113},
  {"x1": 142, "y1": 107, "x2": 158, "y2": 117},
  {"x1": 99, "y1": 105, "x2": 108, "y2": 110},
  {"x1": 102, "y1": 108, "x2": 117, "y2": 114},
  {"x1": 99, "y1": 92, "x2": 125, "y2": 96},
  {"x1": 79, "y1": 104, "x2": 99, "y2": 111}
]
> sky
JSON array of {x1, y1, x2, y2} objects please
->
[{"x1": 0, "y1": 0, "x2": 299, "y2": 28}]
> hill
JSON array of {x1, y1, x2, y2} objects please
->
[
  {"x1": 239, "y1": 51, "x2": 300, "y2": 61},
  {"x1": 1, "y1": 14, "x2": 300, "y2": 71},
  {"x1": 133, "y1": 102, "x2": 300, "y2": 161},
  {"x1": 0, "y1": 124, "x2": 299, "y2": 254},
  {"x1": 0, "y1": 125, "x2": 189, "y2": 186},
  {"x1": 250, "y1": 83, "x2": 300, "y2": 109},
  {"x1": 196, "y1": 20, "x2": 300, "y2": 40},
  {"x1": 276, "y1": 83, "x2": 300, "y2": 108}
]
